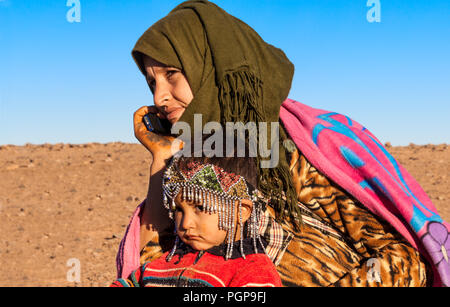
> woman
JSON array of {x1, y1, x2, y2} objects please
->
[{"x1": 117, "y1": 0, "x2": 449, "y2": 287}]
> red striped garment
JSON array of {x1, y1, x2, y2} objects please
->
[{"x1": 111, "y1": 240, "x2": 282, "y2": 287}]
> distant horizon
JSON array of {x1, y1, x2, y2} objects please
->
[
  {"x1": 1, "y1": 0, "x2": 449, "y2": 146},
  {"x1": 1, "y1": 140, "x2": 449, "y2": 148}
]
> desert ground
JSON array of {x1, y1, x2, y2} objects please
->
[{"x1": 0, "y1": 142, "x2": 448, "y2": 287}]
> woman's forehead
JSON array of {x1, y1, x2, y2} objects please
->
[
  {"x1": 143, "y1": 55, "x2": 166, "y2": 68},
  {"x1": 144, "y1": 57, "x2": 167, "y2": 77}
]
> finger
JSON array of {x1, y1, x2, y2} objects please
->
[
  {"x1": 134, "y1": 106, "x2": 150, "y2": 120},
  {"x1": 147, "y1": 106, "x2": 165, "y2": 119},
  {"x1": 147, "y1": 106, "x2": 159, "y2": 113},
  {"x1": 134, "y1": 105, "x2": 164, "y2": 125},
  {"x1": 133, "y1": 106, "x2": 153, "y2": 130},
  {"x1": 134, "y1": 108, "x2": 151, "y2": 137}
]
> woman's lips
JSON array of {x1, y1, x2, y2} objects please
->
[{"x1": 166, "y1": 108, "x2": 185, "y2": 122}]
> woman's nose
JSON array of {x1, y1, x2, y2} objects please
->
[{"x1": 153, "y1": 81, "x2": 171, "y2": 110}]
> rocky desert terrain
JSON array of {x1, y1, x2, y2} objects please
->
[{"x1": 0, "y1": 142, "x2": 448, "y2": 287}]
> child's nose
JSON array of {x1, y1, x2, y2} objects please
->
[{"x1": 180, "y1": 212, "x2": 195, "y2": 231}]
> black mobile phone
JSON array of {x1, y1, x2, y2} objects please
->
[{"x1": 143, "y1": 113, "x2": 172, "y2": 134}]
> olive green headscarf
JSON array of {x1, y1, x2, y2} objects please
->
[{"x1": 132, "y1": 0, "x2": 300, "y2": 227}]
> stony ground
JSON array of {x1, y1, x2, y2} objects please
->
[{"x1": 0, "y1": 142, "x2": 448, "y2": 287}]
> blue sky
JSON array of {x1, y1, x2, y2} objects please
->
[{"x1": 1, "y1": 0, "x2": 449, "y2": 145}]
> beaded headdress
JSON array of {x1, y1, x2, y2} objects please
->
[{"x1": 162, "y1": 156, "x2": 266, "y2": 261}]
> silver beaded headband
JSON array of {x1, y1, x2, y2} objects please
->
[{"x1": 162, "y1": 156, "x2": 266, "y2": 261}]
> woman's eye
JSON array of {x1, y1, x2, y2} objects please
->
[
  {"x1": 195, "y1": 205, "x2": 204, "y2": 212},
  {"x1": 148, "y1": 80, "x2": 155, "y2": 93},
  {"x1": 166, "y1": 70, "x2": 179, "y2": 79}
]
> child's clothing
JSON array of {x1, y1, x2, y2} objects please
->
[{"x1": 111, "y1": 238, "x2": 281, "y2": 287}]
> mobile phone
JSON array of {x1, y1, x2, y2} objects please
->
[{"x1": 143, "y1": 113, "x2": 172, "y2": 134}]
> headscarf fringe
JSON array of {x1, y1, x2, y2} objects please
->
[
  {"x1": 218, "y1": 68, "x2": 302, "y2": 230},
  {"x1": 218, "y1": 69, "x2": 264, "y2": 123},
  {"x1": 257, "y1": 131, "x2": 302, "y2": 230}
]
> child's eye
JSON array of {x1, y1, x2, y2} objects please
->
[{"x1": 195, "y1": 205, "x2": 205, "y2": 212}]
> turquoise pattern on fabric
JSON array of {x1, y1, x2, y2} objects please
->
[
  {"x1": 340, "y1": 146, "x2": 365, "y2": 168},
  {"x1": 313, "y1": 112, "x2": 442, "y2": 232}
]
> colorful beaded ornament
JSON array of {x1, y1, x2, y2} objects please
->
[{"x1": 162, "y1": 156, "x2": 266, "y2": 261}]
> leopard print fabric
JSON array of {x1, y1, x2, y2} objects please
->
[
  {"x1": 140, "y1": 227, "x2": 174, "y2": 265},
  {"x1": 279, "y1": 147, "x2": 431, "y2": 287}
]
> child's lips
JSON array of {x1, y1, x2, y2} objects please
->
[{"x1": 184, "y1": 234, "x2": 201, "y2": 241}]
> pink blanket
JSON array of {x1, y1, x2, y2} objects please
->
[
  {"x1": 116, "y1": 98, "x2": 450, "y2": 286},
  {"x1": 280, "y1": 99, "x2": 450, "y2": 287},
  {"x1": 116, "y1": 202, "x2": 143, "y2": 280}
]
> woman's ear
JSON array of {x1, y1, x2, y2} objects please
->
[{"x1": 239, "y1": 199, "x2": 253, "y2": 223}]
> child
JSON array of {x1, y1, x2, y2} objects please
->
[{"x1": 111, "y1": 155, "x2": 282, "y2": 287}]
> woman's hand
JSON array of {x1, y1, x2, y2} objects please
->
[
  {"x1": 134, "y1": 106, "x2": 181, "y2": 249},
  {"x1": 133, "y1": 106, "x2": 181, "y2": 163}
]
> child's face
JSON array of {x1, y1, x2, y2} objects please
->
[{"x1": 173, "y1": 193, "x2": 227, "y2": 251}]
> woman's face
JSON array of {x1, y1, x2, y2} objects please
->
[{"x1": 143, "y1": 55, "x2": 194, "y2": 124}]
